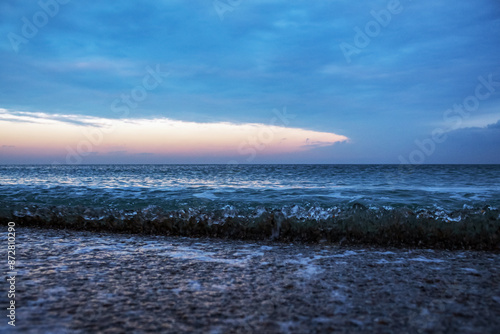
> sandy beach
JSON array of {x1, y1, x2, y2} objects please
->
[{"x1": 6, "y1": 227, "x2": 500, "y2": 333}]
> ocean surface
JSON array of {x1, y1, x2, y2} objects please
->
[
  {"x1": 1, "y1": 164, "x2": 499, "y2": 217},
  {"x1": 6, "y1": 166, "x2": 500, "y2": 331}
]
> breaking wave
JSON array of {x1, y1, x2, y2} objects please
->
[{"x1": 4, "y1": 203, "x2": 499, "y2": 250}]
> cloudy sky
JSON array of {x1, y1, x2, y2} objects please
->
[{"x1": 0, "y1": 0, "x2": 499, "y2": 164}]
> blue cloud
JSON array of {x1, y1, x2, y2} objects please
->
[
  {"x1": 428, "y1": 120, "x2": 500, "y2": 163},
  {"x1": 1, "y1": 0, "x2": 499, "y2": 163}
]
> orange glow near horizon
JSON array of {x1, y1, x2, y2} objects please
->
[{"x1": 0, "y1": 109, "x2": 349, "y2": 160}]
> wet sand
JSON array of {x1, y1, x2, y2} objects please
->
[{"x1": 6, "y1": 227, "x2": 500, "y2": 333}]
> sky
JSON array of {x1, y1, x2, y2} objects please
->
[{"x1": 0, "y1": 0, "x2": 499, "y2": 164}]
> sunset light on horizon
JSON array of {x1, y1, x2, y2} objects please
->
[{"x1": 0, "y1": 108, "x2": 348, "y2": 164}]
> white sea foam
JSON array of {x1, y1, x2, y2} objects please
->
[
  {"x1": 286, "y1": 257, "x2": 323, "y2": 278},
  {"x1": 375, "y1": 251, "x2": 396, "y2": 255},
  {"x1": 154, "y1": 244, "x2": 265, "y2": 266},
  {"x1": 409, "y1": 256, "x2": 445, "y2": 263},
  {"x1": 332, "y1": 250, "x2": 359, "y2": 258},
  {"x1": 461, "y1": 268, "x2": 480, "y2": 274},
  {"x1": 193, "y1": 191, "x2": 218, "y2": 200}
]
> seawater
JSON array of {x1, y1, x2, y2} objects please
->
[{"x1": 1, "y1": 164, "x2": 499, "y2": 215}]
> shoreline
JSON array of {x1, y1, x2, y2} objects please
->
[{"x1": 7, "y1": 227, "x2": 500, "y2": 333}]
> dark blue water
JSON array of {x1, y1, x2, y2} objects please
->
[{"x1": 1, "y1": 165, "x2": 499, "y2": 220}]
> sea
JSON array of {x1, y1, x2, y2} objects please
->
[
  {"x1": 4, "y1": 165, "x2": 500, "y2": 331},
  {"x1": 1, "y1": 164, "x2": 499, "y2": 244}
]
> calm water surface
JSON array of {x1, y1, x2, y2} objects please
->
[{"x1": 1, "y1": 165, "x2": 499, "y2": 214}]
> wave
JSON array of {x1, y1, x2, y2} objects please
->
[{"x1": 3, "y1": 203, "x2": 499, "y2": 250}]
